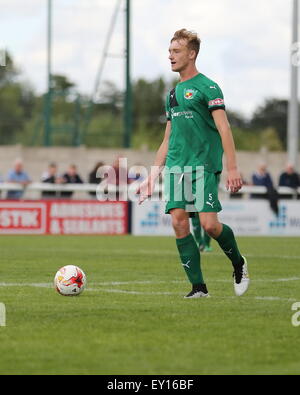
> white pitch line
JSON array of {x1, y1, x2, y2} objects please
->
[
  {"x1": 0, "y1": 281, "x2": 297, "y2": 302},
  {"x1": 93, "y1": 288, "x2": 298, "y2": 301},
  {"x1": 0, "y1": 276, "x2": 299, "y2": 289},
  {"x1": 0, "y1": 282, "x2": 52, "y2": 288},
  {"x1": 94, "y1": 288, "x2": 174, "y2": 296}
]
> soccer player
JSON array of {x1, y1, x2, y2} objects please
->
[
  {"x1": 191, "y1": 215, "x2": 212, "y2": 252},
  {"x1": 137, "y1": 29, "x2": 249, "y2": 298}
]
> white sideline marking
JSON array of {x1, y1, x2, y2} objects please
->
[
  {"x1": 0, "y1": 276, "x2": 299, "y2": 290},
  {"x1": 92, "y1": 289, "x2": 298, "y2": 301},
  {"x1": 94, "y1": 288, "x2": 174, "y2": 296},
  {"x1": 0, "y1": 279, "x2": 299, "y2": 302},
  {"x1": 0, "y1": 282, "x2": 52, "y2": 288}
]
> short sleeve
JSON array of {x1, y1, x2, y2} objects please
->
[{"x1": 204, "y1": 84, "x2": 225, "y2": 111}]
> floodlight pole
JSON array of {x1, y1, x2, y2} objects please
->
[
  {"x1": 288, "y1": 0, "x2": 299, "y2": 167},
  {"x1": 44, "y1": 0, "x2": 52, "y2": 147},
  {"x1": 123, "y1": 0, "x2": 132, "y2": 148}
]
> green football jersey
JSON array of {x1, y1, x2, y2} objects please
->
[{"x1": 165, "y1": 73, "x2": 225, "y2": 174}]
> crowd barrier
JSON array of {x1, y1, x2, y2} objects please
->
[
  {"x1": 0, "y1": 182, "x2": 300, "y2": 198},
  {"x1": 0, "y1": 183, "x2": 300, "y2": 236}
]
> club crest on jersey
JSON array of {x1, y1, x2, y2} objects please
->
[{"x1": 184, "y1": 89, "x2": 197, "y2": 100}]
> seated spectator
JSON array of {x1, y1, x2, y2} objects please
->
[
  {"x1": 128, "y1": 164, "x2": 146, "y2": 184},
  {"x1": 88, "y1": 161, "x2": 105, "y2": 198},
  {"x1": 278, "y1": 163, "x2": 300, "y2": 199},
  {"x1": 41, "y1": 163, "x2": 64, "y2": 198},
  {"x1": 252, "y1": 163, "x2": 278, "y2": 215},
  {"x1": 61, "y1": 164, "x2": 84, "y2": 198},
  {"x1": 252, "y1": 163, "x2": 274, "y2": 189},
  {"x1": 6, "y1": 159, "x2": 31, "y2": 200},
  {"x1": 106, "y1": 156, "x2": 129, "y2": 201},
  {"x1": 279, "y1": 163, "x2": 300, "y2": 188},
  {"x1": 107, "y1": 156, "x2": 129, "y2": 185}
]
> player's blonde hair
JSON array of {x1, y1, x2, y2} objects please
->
[{"x1": 171, "y1": 29, "x2": 201, "y2": 58}]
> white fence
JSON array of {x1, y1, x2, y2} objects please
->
[{"x1": 0, "y1": 182, "x2": 299, "y2": 200}]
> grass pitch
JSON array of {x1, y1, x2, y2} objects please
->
[{"x1": 0, "y1": 235, "x2": 300, "y2": 375}]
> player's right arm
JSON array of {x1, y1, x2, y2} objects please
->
[{"x1": 136, "y1": 121, "x2": 171, "y2": 204}]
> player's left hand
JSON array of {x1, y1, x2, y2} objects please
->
[{"x1": 226, "y1": 169, "x2": 243, "y2": 193}]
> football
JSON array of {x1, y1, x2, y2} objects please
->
[{"x1": 54, "y1": 265, "x2": 86, "y2": 296}]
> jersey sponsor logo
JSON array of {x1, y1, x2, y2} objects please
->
[
  {"x1": 208, "y1": 98, "x2": 224, "y2": 107},
  {"x1": 184, "y1": 89, "x2": 197, "y2": 100},
  {"x1": 171, "y1": 109, "x2": 193, "y2": 119}
]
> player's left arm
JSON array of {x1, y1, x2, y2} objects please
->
[{"x1": 212, "y1": 109, "x2": 243, "y2": 193}]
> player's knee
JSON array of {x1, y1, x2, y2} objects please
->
[
  {"x1": 201, "y1": 221, "x2": 217, "y2": 236},
  {"x1": 172, "y1": 215, "x2": 189, "y2": 236}
]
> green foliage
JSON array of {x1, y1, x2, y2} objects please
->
[
  {"x1": 232, "y1": 127, "x2": 283, "y2": 152},
  {"x1": 84, "y1": 113, "x2": 123, "y2": 148},
  {"x1": 0, "y1": 53, "x2": 291, "y2": 150},
  {"x1": 250, "y1": 98, "x2": 288, "y2": 149}
]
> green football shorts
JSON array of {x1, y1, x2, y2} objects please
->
[{"x1": 164, "y1": 171, "x2": 222, "y2": 215}]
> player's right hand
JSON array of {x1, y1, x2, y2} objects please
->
[
  {"x1": 226, "y1": 169, "x2": 243, "y2": 193},
  {"x1": 136, "y1": 177, "x2": 155, "y2": 205}
]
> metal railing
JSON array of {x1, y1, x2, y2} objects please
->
[{"x1": 0, "y1": 183, "x2": 299, "y2": 200}]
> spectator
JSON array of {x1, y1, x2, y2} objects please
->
[
  {"x1": 279, "y1": 163, "x2": 300, "y2": 188},
  {"x1": 6, "y1": 159, "x2": 31, "y2": 200},
  {"x1": 278, "y1": 163, "x2": 300, "y2": 200},
  {"x1": 252, "y1": 163, "x2": 278, "y2": 215},
  {"x1": 252, "y1": 163, "x2": 274, "y2": 189},
  {"x1": 88, "y1": 161, "x2": 105, "y2": 198},
  {"x1": 41, "y1": 163, "x2": 64, "y2": 199},
  {"x1": 61, "y1": 164, "x2": 84, "y2": 198},
  {"x1": 107, "y1": 156, "x2": 129, "y2": 186},
  {"x1": 106, "y1": 156, "x2": 129, "y2": 201},
  {"x1": 128, "y1": 164, "x2": 146, "y2": 184}
]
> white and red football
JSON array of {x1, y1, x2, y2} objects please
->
[{"x1": 54, "y1": 265, "x2": 86, "y2": 296}]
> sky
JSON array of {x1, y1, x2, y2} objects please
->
[{"x1": 0, "y1": 0, "x2": 294, "y2": 117}]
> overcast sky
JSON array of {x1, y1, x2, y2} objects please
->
[{"x1": 0, "y1": 0, "x2": 294, "y2": 117}]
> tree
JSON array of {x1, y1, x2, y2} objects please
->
[
  {"x1": 0, "y1": 53, "x2": 35, "y2": 144},
  {"x1": 250, "y1": 98, "x2": 288, "y2": 148},
  {"x1": 133, "y1": 77, "x2": 166, "y2": 128},
  {"x1": 51, "y1": 74, "x2": 75, "y2": 96},
  {"x1": 226, "y1": 110, "x2": 249, "y2": 129},
  {"x1": 0, "y1": 51, "x2": 18, "y2": 87}
]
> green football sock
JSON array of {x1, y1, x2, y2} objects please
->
[
  {"x1": 191, "y1": 215, "x2": 203, "y2": 247},
  {"x1": 176, "y1": 233, "x2": 204, "y2": 285},
  {"x1": 216, "y1": 224, "x2": 243, "y2": 267},
  {"x1": 204, "y1": 232, "x2": 211, "y2": 247}
]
